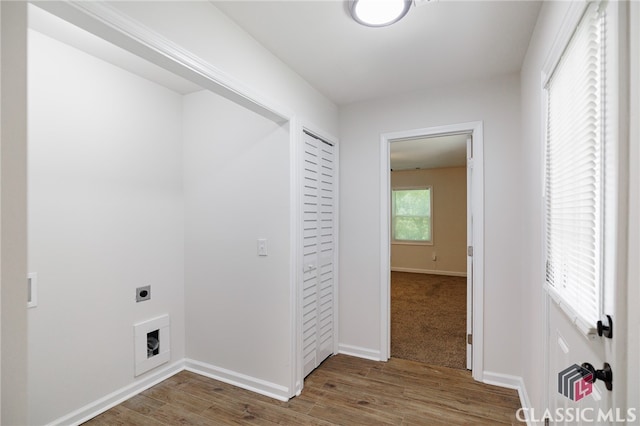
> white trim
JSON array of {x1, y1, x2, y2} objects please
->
[
  {"x1": 46, "y1": 357, "x2": 296, "y2": 425},
  {"x1": 380, "y1": 121, "x2": 484, "y2": 381},
  {"x1": 32, "y1": 1, "x2": 293, "y2": 124},
  {"x1": 337, "y1": 344, "x2": 382, "y2": 361},
  {"x1": 184, "y1": 358, "x2": 290, "y2": 402},
  {"x1": 483, "y1": 371, "x2": 533, "y2": 426},
  {"x1": 289, "y1": 117, "x2": 302, "y2": 398},
  {"x1": 45, "y1": 361, "x2": 185, "y2": 426},
  {"x1": 391, "y1": 241, "x2": 433, "y2": 246},
  {"x1": 380, "y1": 137, "x2": 392, "y2": 360},
  {"x1": 627, "y1": 0, "x2": 640, "y2": 413},
  {"x1": 541, "y1": 0, "x2": 590, "y2": 89},
  {"x1": 390, "y1": 267, "x2": 466, "y2": 277}
]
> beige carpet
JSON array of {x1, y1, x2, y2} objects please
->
[{"x1": 391, "y1": 272, "x2": 467, "y2": 369}]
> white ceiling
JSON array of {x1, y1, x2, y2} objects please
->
[
  {"x1": 29, "y1": 2, "x2": 540, "y2": 169},
  {"x1": 214, "y1": 0, "x2": 542, "y2": 105},
  {"x1": 390, "y1": 134, "x2": 467, "y2": 170}
]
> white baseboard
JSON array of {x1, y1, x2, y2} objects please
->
[
  {"x1": 337, "y1": 344, "x2": 383, "y2": 361},
  {"x1": 47, "y1": 360, "x2": 185, "y2": 426},
  {"x1": 483, "y1": 371, "x2": 532, "y2": 426},
  {"x1": 184, "y1": 358, "x2": 291, "y2": 402},
  {"x1": 47, "y1": 358, "x2": 292, "y2": 425},
  {"x1": 391, "y1": 267, "x2": 467, "y2": 277}
]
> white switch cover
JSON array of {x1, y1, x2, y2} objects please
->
[
  {"x1": 258, "y1": 239, "x2": 268, "y2": 256},
  {"x1": 27, "y1": 272, "x2": 38, "y2": 308}
]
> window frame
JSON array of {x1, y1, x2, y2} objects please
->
[{"x1": 391, "y1": 186, "x2": 433, "y2": 246}]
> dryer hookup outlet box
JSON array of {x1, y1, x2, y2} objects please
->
[{"x1": 136, "y1": 285, "x2": 151, "y2": 302}]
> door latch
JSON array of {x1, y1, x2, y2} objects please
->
[{"x1": 597, "y1": 315, "x2": 613, "y2": 338}]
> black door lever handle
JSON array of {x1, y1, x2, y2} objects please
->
[{"x1": 581, "y1": 362, "x2": 613, "y2": 391}]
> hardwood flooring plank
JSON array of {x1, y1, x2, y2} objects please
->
[
  {"x1": 121, "y1": 394, "x2": 166, "y2": 416},
  {"x1": 301, "y1": 385, "x2": 404, "y2": 425},
  {"x1": 84, "y1": 405, "x2": 168, "y2": 426},
  {"x1": 144, "y1": 402, "x2": 219, "y2": 426},
  {"x1": 141, "y1": 382, "x2": 213, "y2": 415}
]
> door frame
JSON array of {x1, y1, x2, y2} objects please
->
[
  {"x1": 380, "y1": 121, "x2": 484, "y2": 380},
  {"x1": 628, "y1": 0, "x2": 640, "y2": 411}
]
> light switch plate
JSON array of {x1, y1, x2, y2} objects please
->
[
  {"x1": 28, "y1": 272, "x2": 38, "y2": 308},
  {"x1": 258, "y1": 239, "x2": 268, "y2": 256}
]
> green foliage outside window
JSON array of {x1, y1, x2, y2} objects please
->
[{"x1": 392, "y1": 188, "x2": 431, "y2": 242}]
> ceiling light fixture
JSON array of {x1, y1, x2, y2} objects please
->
[{"x1": 348, "y1": 0, "x2": 412, "y2": 27}]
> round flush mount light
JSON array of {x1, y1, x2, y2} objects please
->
[{"x1": 348, "y1": 0, "x2": 412, "y2": 27}]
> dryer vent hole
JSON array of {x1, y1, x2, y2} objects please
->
[{"x1": 147, "y1": 329, "x2": 159, "y2": 358}]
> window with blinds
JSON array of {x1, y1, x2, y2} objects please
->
[{"x1": 544, "y1": 2, "x2": 605, "y2": 332}]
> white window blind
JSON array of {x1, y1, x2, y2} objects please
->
[{"x1": 545, "y1": 2, "x2": 605, "y2": 331}]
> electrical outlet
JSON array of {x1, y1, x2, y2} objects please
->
[{"x1": 136, "y1": 285, "x2": 151, "y2": 302}]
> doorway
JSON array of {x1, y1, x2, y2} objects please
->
[
  {"x1": 380, "y1": 122, "x2": 484, "y2": 380},
  {"x1": 389, "y1": 134, "x2": 467, "y2": 369}
]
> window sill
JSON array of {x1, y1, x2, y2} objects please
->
[
  {"x1": 544, "y1": 283, "x2": 598, "y2": 340},
  {"x1": 391, "y1": 241, "x2": 433, "y2": 247}
]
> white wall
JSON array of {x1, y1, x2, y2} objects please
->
[
  {"x1": 182, "y1": 90, "x2": 292, "y2": 393},
  {"x1": 23, "y1": 1, "x2": 340, "y2": 421},
  {"x1": 27, "y1": 30, "x2": 185, "y2": 425},
  {"x1": 338, "y1": 73, "x2": 522, "y2": 375},
  {"x1": 108, "y1": 1, "x2": 338, "y2": 136},
  {"x1": 519, "y1": 1, "x2": 573, "y2": 414}
]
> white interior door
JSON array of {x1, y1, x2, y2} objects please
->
[
  {"x1": 544, "y1": 1, "x2": 626, "y2": 423},
  {"x1": 302, "y1": 131, "x2": 335, "y2": 377}
]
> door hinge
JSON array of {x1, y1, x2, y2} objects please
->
[
  {"x1": 467, "y1": 246, "x2": 473, "y2": 257},
  {"x1": 467, "y1": 334, "x2": 472, "y2": 345}
]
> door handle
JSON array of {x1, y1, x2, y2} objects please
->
[{"x1": 581, "y1": 362, "x2": 613, "y2": 391}]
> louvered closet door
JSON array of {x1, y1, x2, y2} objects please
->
[{"x1": 302, "y1": 131, "x2": 335, "y2": 377}]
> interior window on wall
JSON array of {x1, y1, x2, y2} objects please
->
[{"x1": 392, "y1": 188, "x2": 432, "y2": 243}]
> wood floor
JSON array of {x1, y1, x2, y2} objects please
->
[{"x1": 84, "y1": 355, "x2": 523, "y2": 425}]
